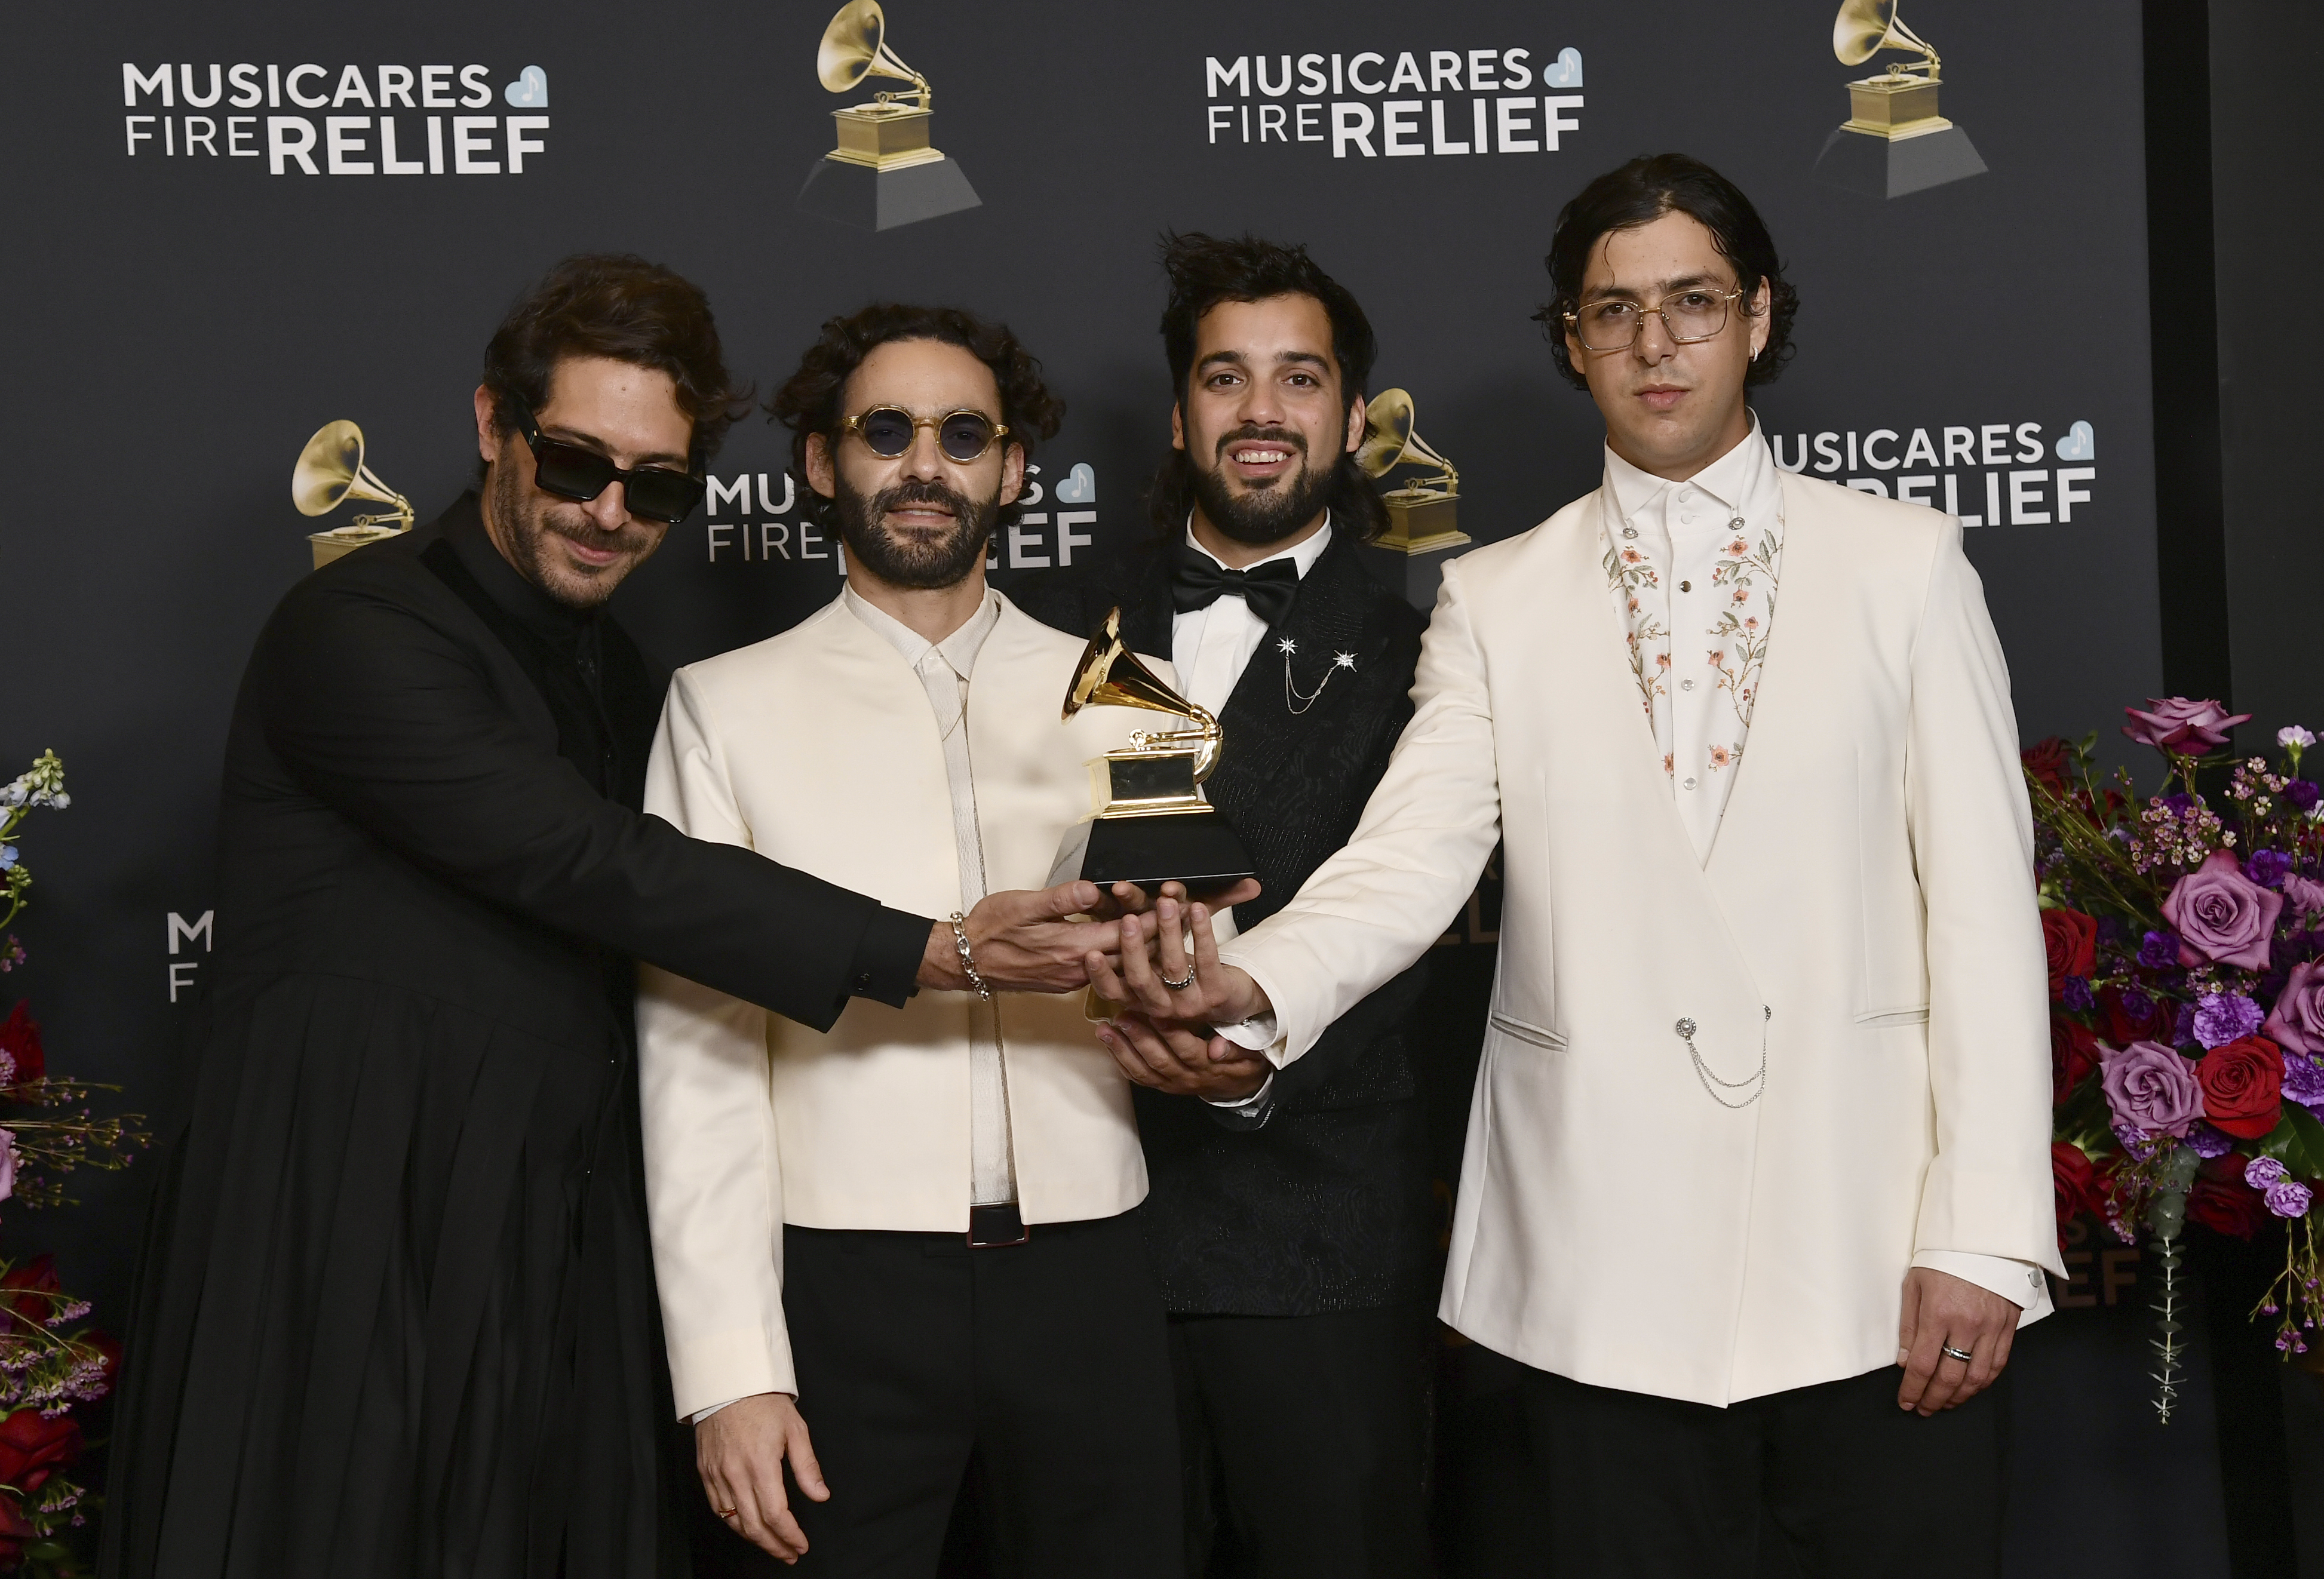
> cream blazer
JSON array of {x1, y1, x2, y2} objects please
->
[
  {"x1": 637, "y1": 594, "x2": 1153, "y2": 1416},
  {"x1": 1220, "y1": 472, "x2": 2067, "y2": 1406}
]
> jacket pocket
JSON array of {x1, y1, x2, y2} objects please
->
[
  {"x1": 1487, "y1": 1009, "x2": 1567, "y2": 1052},
  {"x1": 1853, "y1": 1004, "x2": 1930, "y2": 1028}
]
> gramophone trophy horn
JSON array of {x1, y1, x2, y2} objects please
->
[
  {"x1": 292, "y1": 420, "x2": 415, "y2": 569},
  {"x1": 1047, "y1": 608, "x2": 1256, "y2": 899},
  {"x1": 1355, "y1": 388, "x2": 1470, "y2": 556},
  {"x1": 816, "y1": 0, "x2": 945, "y2": 171},
  {"x1": 1813, "y1": 0, "x2": 1984, "y2": 196}
]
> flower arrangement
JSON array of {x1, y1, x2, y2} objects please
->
[
  {"x1": 0, "y1": 753, "x2": 148, "y2": 1574},
  {"x1": 2027, "y1": 702, "x2": 2323, "y2": 1423}
]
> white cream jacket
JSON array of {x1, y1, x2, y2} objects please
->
[
  {"x1": 637, "y1": 594, "x2": 1152, "y2": 1417},
  {"x1": 1221, "y1": 472, "x2": 2067, "y2": 1406}
]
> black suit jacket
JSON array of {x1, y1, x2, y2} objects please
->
[
  {"x1": 105, "y1": 499, "x2": 928, "y2": 1579},
  {"x1": 1015, "y1": 532, "x2": 1438, "y2": 1315}
]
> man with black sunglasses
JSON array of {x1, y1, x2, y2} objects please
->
[{"x1": 102, "y1": 257, "x2": 1128, "y2": 1579}]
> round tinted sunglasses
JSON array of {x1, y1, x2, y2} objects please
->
[
  {"x1": 515, "y1": 408, "x2": 707, "y2": 525},
  {"x1": 841, "y1": 406, "x2": 1011, "y2": 463}
]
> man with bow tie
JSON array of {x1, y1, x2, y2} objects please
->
[{"x1": 1015, "y1": 232, "x2": 1437, "y2": 1579}]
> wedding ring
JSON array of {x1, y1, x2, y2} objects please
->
[
  {"x1": 1161, "y1": 970, "x2": 1196, "y2": 991},
  {"x1": 716, "y1": 1509, "x2": 739, "y2": 1519},
  {"x1": 1941, "y1": 1344, "x2": 1974, "y2": 1363}
]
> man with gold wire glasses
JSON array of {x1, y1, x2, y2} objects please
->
[{"x1": 1095, "y1": 155, "x2": 2061, "y2": 1578}]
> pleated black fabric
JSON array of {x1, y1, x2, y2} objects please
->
[{"x1": 102, "y1": 496, "x2": 910, "y2": 1579}]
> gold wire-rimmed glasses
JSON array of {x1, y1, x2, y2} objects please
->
[{"x1": 1563, "y1": 284, "x2": 1746, "y2": 352}]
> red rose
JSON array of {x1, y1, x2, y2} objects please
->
[
  {"x1": 2023, "y1": 738, "x2": 2073, "y2": 798},
  {"x1": 2041, "y1": 909, "x2": 2098, "y2": 999},
  {"x1": 2102, "y1": 985, "x2": 2172, "y2": 1047},
  {"x1": 2051, "y1": 1141, "x2": 2104, "y2": 1227},
  {"x1": 2194, "y1": 1036, "x2": 2285, "y2": 1139},
  {"x1": 0, "y1": 1258, "x2": 60, "y2": 1328},
  {"x1": 2050, "y1": 1016, "x2": 2102, "y2": 1101},
  {"x1": 0, "y1": 1407, "x2": 79, "y2": 1496},
  {"x1": 0, "y1": 1004, "x2": 41, "y2": 1086},
  {"x1": 2187, "y1": 1159, "x2": 2270, "y2": 1239}
]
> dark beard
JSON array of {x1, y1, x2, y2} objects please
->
[
  {"x1": 1187, "y1": 426, "x2": 1337, "y2": 546},
  {"x1": 489, "y1": 455, "x2": 654, "y2": 609},
  {"x1": 834, "y1": 476, "x2": 997, "y2": 590}
]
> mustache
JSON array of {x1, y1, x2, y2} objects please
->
[
  {"x1": 541, "y1": 508, "x2": 656, "y2": 552},
  {"x1": 1212, "y1": 424, "x2": 1309, "y2": 462},
  {"x1": 873, "y1": 480, "x2": 977, "y2": 520}
]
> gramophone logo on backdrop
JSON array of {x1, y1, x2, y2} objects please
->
[
  {"x1": 1810, "y1": 0, "x2": 1987, "y2": 199},
  {"x1": 795, "y1": 0, "x2": 981, "y2": 232},
  {"x1": 120, "y1": 62, "x2": 552, "y2": 176}
]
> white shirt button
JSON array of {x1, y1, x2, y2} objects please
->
[
  {"x1": 1681, "y1": 678, "x2": 1696, "y2": 691},
  {"x1": 1683, "y1": 776, "x2": 1698, "y2": 789},
  {"x1": 1681, "y1": 513, "x2": 1696, "y2": 524},
  {"x1": 1730, "y1": 516, "x2": 1746, "y2": 531},
  {"x1": 1677, "y1": 489, "x2": 1694, "y2": 502}
]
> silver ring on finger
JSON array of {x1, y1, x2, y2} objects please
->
[
  {"x1": 1941, "y1": 1344, "x2": 1974, "y2": 1363},
  {"x1": 1160, "y1": 970, "x2": 1196, "y2": 991}
]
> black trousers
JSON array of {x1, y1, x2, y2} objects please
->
[
  {"x1": 1169, "y1": 1302, "x2": 1433, "y2": 1579},
  {"x1": 1509, "y1": 1360, "x2": 2011, "y2": 1579},
  {"x1": 693, "y1": 1213, "x2": 1181, "y2": 1579}
]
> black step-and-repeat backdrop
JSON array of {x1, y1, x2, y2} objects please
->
[{"x1": 9, "y1": 2, "x2": 2219, "y2": 1571}]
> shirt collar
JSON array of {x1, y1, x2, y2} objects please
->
[
  {"x1": 1603, "y1": 413, "x2": 1770, "y2": 523},
  {"x1": 1181, "y1": 512, "x2": 1334, "y2": 579},
  {"x1": 843, "y1": 583, "x2": 1003, "y2": 680},
  {"x1": 445, "y1": 490, "x2": 599, "y2": 650}
]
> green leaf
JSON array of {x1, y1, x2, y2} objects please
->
[{"x1": 2270, "y1": 1102, "x2": 2324, "y2": 1179}]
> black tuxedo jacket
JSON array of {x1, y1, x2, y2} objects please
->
[{"x1": 1014, "y1": 532, "x2": 1439, "y2": 1316}]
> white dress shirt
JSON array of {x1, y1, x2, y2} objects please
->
[{"x1": 1171, "y1": 517, "x2": 1334, "y2": 716}]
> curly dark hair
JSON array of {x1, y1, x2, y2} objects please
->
[
  {"x1": 1149, "y1": 232, "x2": 1388, "y2": 542},
  {"x1": 480, "y1": 253, "x2": 752, "y2": 470},
  {"x1": 767, "y1": 303, "x2": 1064, "y2": 532},
  {"x1": 1532, "y1": 153, "x2": 1800, "y2": 391}
]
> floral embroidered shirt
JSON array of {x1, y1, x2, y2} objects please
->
[{"x1": 1601, "y1": 416, "x2": 1784, "y2": 862}]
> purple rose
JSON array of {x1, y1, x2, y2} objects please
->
[
  {"x1": 2165, "y1": 850, "x2": 2286, "y2": 971},
  {"x1": 2285, "y1": 872, "x2": 2324, "y2": 919},
  {"x1": 2264, "y1": 1179, "x2": 2313, "y2": 1218},
  {"x1": 2100, "y1": 1039, "x2": 2205, "y2": 1138},
  {"x1": 2288, "y1": 780, "x2": 2321, "y2": 812},
  {"x1": 2139, "y1": 930, "x2": 2183, "y2": 970},
  {"x1": 2193, "y1": 992, "x2": 2265, "y2": 1049},
  {"x1": 2123, "y1": 697, "x2": 2254, "y2": 754},
  {"x1": 2187, "y1": 1122, "x2": 2236, "y2": 1157},
  {"x1": 2249, "y1": 849, "x2": 2293, "y2": 888},
  {"x1": 2261, "y1": 959, "x2": 2324, "y2": 1053},
  {"x1": 2283, "y1": 1051, "x2": 2324, "y2": 1109},
  {"x1": 2246, "y1": 1156, "x2": 2289, "y2": 1188}
]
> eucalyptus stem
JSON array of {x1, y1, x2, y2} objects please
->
[{"x1": 2150, "y1": 1228, "x2": 2187, "y2": 1424}]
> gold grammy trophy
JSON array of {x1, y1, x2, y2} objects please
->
[
  {"x1": 292, "y1": 420, "x2": 414, "y2": 569},
  {"x1": 1812, "y1": 0, "x2": 1985, "y2": 198},
  {"x1": 1356, "y1": 389, "x2": 1470, "y2": 555},
  {"x1": 1046, "y1": 608, "x2": 1256, "y2": 899},
  {"x1": 797, "y1": 0, "x2": 982, "y2": 231}
]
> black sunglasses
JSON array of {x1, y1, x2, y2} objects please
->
[
  {"x1": 840, "y1": 405, "x2": 1011, "y2": 464},
  {"x1": 515, "y1": 408, "x2": 707, "y2": 525}
]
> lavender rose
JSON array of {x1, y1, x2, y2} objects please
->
[
  {"x1": 2100, "y1": 1040, "x2": 2205, "y2": 1138},
  {"x1": 2123, "y1": 697, "x2": 2252, "y2": 754},
  {"x1": 2262, "y1": 959, "x2": 2324, "y2": 1054},
  {"x1": 2285, "y1": 871, "x2": 2324, "y2": 918},
  {"x1": 2165, "y1": 850, "x2": 2286, "y2": 971},
  {"x1": 2193, "y1": 992, "x2": 2265, "y2": 1049},
  {"x1": 2264, "y1": 1179, "x2": 2313, "y2": 1218}
]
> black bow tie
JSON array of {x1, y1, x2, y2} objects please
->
[{"x1": 1171, "y1": 550, "x2": 1300, "y2": 626}]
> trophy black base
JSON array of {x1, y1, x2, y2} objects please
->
[
  {"x1": 796, "y1": 155, "x2": 983, "y2": 231},
  {"x1": 1049, "y1": 810, "x2": 1257, "y2": 902},
  {"x1": 1812, "y1": 125, "x2": 1986, "y2": 199}
]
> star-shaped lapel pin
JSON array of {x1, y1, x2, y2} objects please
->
[
  {"x1": 1276, "y1": 637, "x2": 1298, "y2": 656},
  {"x1": 1333, "y1": 652, "x2": 1357, "y2": 670}
]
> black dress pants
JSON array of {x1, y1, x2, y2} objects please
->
[
  {"x1": 1513, "y1": 1360, "x2": 2011, "y2": 1579},
  {"x1": 1169, "y1": 1302, "x2": 1433, "y2": 1579},
  {"x1": 695, "y1": 1213, "x2": 1180, "y2": 1579}
]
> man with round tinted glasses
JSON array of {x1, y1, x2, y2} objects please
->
[{"x1": 102, "y1": 257, "x2": 1130, "y2": 1579}]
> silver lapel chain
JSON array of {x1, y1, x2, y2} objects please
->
[
  {"x1": 1279, "y1": 636, "x2": 1358, "y2": 715},
  {"x1": 1674, "y1": 1006, "x2": 1772, "y2": 1108}
]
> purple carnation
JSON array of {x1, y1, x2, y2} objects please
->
[
  {"x1": 2112, "y1": 1119, "x2": 2160, "y2": 1161},
  {"x1": 2193, "y1": 992, "x2": 2265, "y2": 1049},
  {"x1": 2264, "y1": 1179, "x2": 2313, "y2": 1218},
  {"x1": 2139, "y1": 930, "x2": 2183, "y2": 970},
  {"x1": 2283, "y1": 1050, "x2": 2324, "y2": 1109},
  {"x1": 2062, "y1": 976, "x2": 2095, "y2": 1012},
  {"x1": 2100, "y1": 1040, "x2": 2205, "y2": 1138},
  {"x1": 2161, "y1": 792, "x2": 2196, "y2": 816},
  {"x1": 2186, "y1": 1122, "x2": 2236, "y2": 1158},
  {"x1": 2246, "y1": 1156, "x2": 2289, "y2": 1188},
  {"x1": 2288, "y1": 780, "x2": 2320, "y2": 812},
  {"x1": 2249, "y1": 849, "x2": 2294, "y2": 888}
]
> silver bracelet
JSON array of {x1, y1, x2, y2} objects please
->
[{"x1": 947, "y1": 912, "x2": 992, "y2": 1002}]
